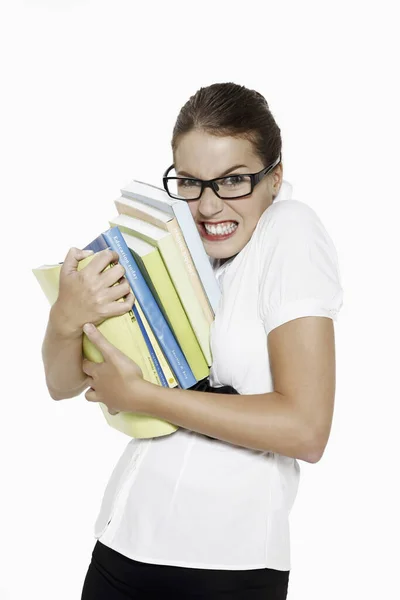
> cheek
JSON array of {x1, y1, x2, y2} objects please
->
[
  {"x1": 239, "y1": 197, "x2": 270, "y2": 229},
  {"x1": 235, "y1": 207, "x2": 259, "y2": 229},
  {"x1": 188, "y1": 200, "x2": 199, "y2": 219}
]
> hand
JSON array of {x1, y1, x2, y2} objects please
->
[
  {"x1": 54, "y1": 247, "x2": 135, "y2": 338},
  {"x1": 82, "y1": 323, "x2": 145, "y2": 414}
]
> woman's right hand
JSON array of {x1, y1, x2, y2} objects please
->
[{"x1": 53, "y1": 247, "x2": 135, "y2": 338}]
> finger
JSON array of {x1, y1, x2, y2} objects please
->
[
  {"x1": 62, "y1": 247, "x2": 94, "y2": 275},
  {"x1": 106, "y1": 279, "x2": 132, "y2": 302},
  {"x1": 85, "y1": 387, "x2": 97, "y2": 403},
  {"x1": 83, "y1": 249, "x2": 120, "y2": 277},
  {"x1": 104, "y1": 292, "x2": 136, "y2": 317},
  {"x1": 100, "y1": 263, "x2": 126, "y2": 287},
  {"x1": 85, "y1": 377, "x2": 95, "y2": 390},
  {"x1": 83, "y1": 323, "x2": 113, "y2": 360},
  {"x1": 82, "y1": 359, "x2": 97, "y2": 378}
]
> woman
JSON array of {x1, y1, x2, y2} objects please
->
[{"x1": 42, "y1": 83, "x2": 343, "y2": 599}]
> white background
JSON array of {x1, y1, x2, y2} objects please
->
[{"x1": 1, "y1": 1, "x2": 399, "y2": 598}]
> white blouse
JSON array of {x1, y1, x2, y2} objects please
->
[{"x1": 92, "y1": 180, "x2": 344, "y2": 571}]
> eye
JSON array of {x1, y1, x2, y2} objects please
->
[
  {"x1": 177, "y1": 178, "x2": 201, "y2": 188},
  {"x1": 223, "y1": 175, "x2": 245, "y2": 186}
]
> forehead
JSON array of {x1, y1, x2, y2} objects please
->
[{"x1": 174, "y1": 129, "x2": 262, "y2": 178}]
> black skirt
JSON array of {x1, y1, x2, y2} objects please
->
[{"x1": 81, "y1": 540, "x2": 290, "y2": 599}]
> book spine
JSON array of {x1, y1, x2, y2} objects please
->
[
  {"x1": 102, "y1": 227, "x2": 197, "y2": 389},
  {"x1": 155, "y1": 236, "x2": 212, "y2": 365},
  {"x1": 126, "y1": 310, "x2": 161, "y2": 386},
  {"x1": 140, "y1": 248, "x2": 209, "y2": 382},
  {"x1": 83, "y1": 235, "x2": 167, "y2": 387},
  {"x1": 115, "y1": 199, "x2": 166, "y2": 231},
  {"x1": 135, "y1": 302, "x2": 177, "y2": 388},
  {"x1": 172, "y1": 201, "x2": 221, "y2": 314},
  {"x1": 134, "y1": 305, "x2": 168, "y2": 387},
  {"x1": 166, "y1": 219, "x2": 214, "y2": 323}
]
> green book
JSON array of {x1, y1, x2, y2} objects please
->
[{"x1": 121, "y1": 231, "x2": 209, "y2": 382}]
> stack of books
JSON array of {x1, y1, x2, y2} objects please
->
[{"x1": 33, "y1": 179, "x2": 221, "y2": 439}]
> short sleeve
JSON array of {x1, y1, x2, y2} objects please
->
[{"x1": 257, "y1": 201, "x2": 344, "y2": 336}]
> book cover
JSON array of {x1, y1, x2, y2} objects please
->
[
  {"x1": 32, "y1": 256, "x2": 178, "y2": 439},
  {"x1": 120, "y1": 179, "x2": 221, "y2": 314},
  {"x1": 102, "y1": 227, "x2": 197, "y2": 388}
]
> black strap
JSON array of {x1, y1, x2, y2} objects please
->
[
  {"x1": 189, "y1": 377, "x2": 239, "y2": 395},
  {"x1": 189, "y1": 377, "x2": 239, "y2": 442}
]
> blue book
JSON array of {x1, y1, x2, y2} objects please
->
[
  {"x1": 84, "y1": 233, "x2": 168, "y2": 387},
  {"x1": 87, "y1": 227, "x2": 197, "y2": 388},
  {"x1": 103, "y1": 227, "x2": 196, "y2": 388}
]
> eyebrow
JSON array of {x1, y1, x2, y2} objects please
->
[{"x1": 176, "y1": 164, "x2": 248, "y2": 178}]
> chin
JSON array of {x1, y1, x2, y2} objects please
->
[{"x1": 203, "y1": 239, "x2": 246, "y2": 260}]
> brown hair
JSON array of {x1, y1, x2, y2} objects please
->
[{"x1": 172, "y1": 82, "x2": 282, "y2": 168}]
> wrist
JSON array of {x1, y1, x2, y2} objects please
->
[
  {"x1": 50, "y1": 301, "x2": 82, "y2": 340},
  {"x1": 133, "y1": 378, "x2": 159, "y2": 415}
]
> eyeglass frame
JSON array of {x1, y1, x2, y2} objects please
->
[{"x1": 162, "y1": 152, "x2": 282, "y2": 201}]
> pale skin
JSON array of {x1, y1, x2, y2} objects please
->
[{"x1": 42, "y1": 130, "x2": 337, "y2": 463}]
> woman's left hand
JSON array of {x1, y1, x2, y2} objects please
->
[{"x1": 82, "y1": 323, "x2": 144, "y2": 415}]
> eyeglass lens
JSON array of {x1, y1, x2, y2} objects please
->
[{"x1": 165, "y1": 169, "x2": 252, "y2": 200}]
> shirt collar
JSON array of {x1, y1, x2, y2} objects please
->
[{"x1": 275, "y1": 179, "x2": 293, "y2": 201}]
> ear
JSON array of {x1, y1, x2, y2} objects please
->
[{"x1": 272, "y1": 163, "x2": 283, "y2": 196}]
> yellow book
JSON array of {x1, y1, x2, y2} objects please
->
[
  {"x1": 122, "y1": 231, "x2": 209, "y2": 381},
  {"x1": 32, "y1": 254, "x2": 178, "y2": 439},
  {"x1": 115, "y1": 195, "x2": 215, "y2": 324},
  {"x1": 109, "y1": 214, "x2": 212, "y2": 365}
]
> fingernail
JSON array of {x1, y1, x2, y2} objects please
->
[
  {"x1": 83, "y1": 323, "x2": 94, "y2": 333},
  {"x1": 83, "y1": 250, "x2": 94, "y2": 255}
]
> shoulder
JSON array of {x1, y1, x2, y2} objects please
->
[
  {"x1": 255, "y1": 199, "x2": 338, "y2": 282},
  {"x1": 257, "y1": 199, "x2": 321, "y2": 234},
  {"x1": 254, "y1": 199, "x2": 339, "y2": 266}
]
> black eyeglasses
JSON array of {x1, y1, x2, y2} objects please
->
[{"x1": 162, "y1": 153, "x2": 282, "y2": 201}]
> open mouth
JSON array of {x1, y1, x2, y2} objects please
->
[{"x1": 199, "y1": 220, "x2": 239, "y2": 240}]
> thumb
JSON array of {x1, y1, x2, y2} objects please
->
[
  {"x1": 83, "y1": 323, "x2": 113, "y2": 360},
  {"x1": 63, "y1": 247, "x2": 94, "y2": 275}
]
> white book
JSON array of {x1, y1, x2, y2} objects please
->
[
  {"x1": 114, "y1": 194, "x2": 214, "y2": 324},
  {"x1": 120, "y1": 179, "x2": 221, "y2": 313}
]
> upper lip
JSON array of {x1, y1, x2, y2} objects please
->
[{"x1": 201, "y1": 220, "x2": 238, "y2": 225}]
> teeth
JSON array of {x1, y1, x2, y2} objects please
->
[{"x1": 204, "y1": 222, "x2": 238, "y2": 236}]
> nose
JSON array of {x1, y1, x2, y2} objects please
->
[{"x1": 197, "y1": 186, "x2": 224, "y2": 219}]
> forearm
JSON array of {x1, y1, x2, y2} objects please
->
[
  {"x1": 137, "y1": 381, "x2": 317, "y2": 461},
  {"x1": 41, "y1": 302, "x2": 89, "y2": 400}
]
